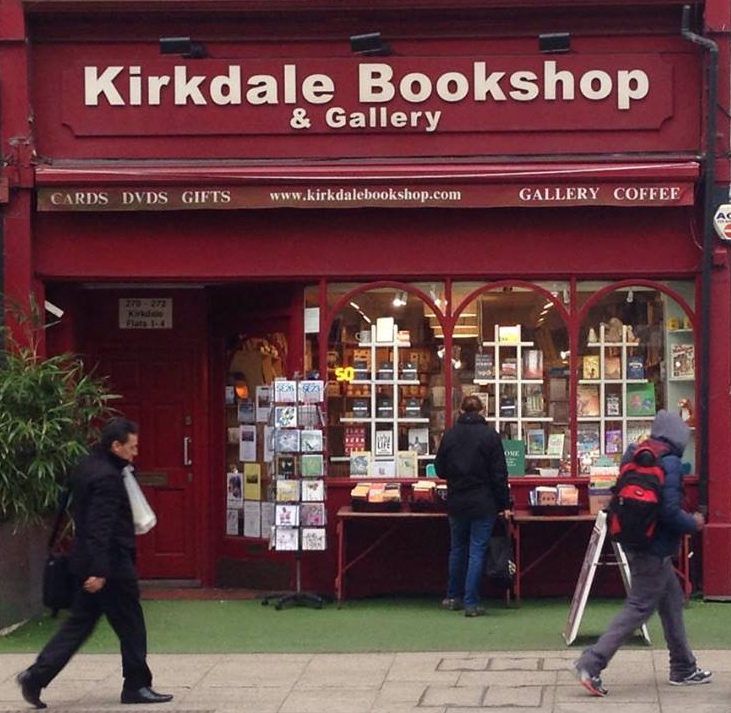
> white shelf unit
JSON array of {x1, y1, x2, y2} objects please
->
[
  {"x1": 475, "y1": 324, "x2": 563, "y2": 469},
  {"x1": 341, "y1": 337, "x2": 434, "y2": 462},
  {"x1": 580, "y1": 323, "x2": 654, "y2": 462},
  {"x1": 663, "y1": 291, "x2": 696, "y2": 470}
]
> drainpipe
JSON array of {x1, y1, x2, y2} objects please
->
[{"x1": 681, "y1": 4, "x2": 718, "y2": 509}]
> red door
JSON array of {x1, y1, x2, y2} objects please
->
[{"x1": 96, "y1": 348, "x2": 198, "y2": 579}]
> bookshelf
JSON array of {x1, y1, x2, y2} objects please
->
[
  {"x1": 474, "y1": 324, "x2": 567, "y2": 474},
  {"x1": 328, "y1": 326, "x2": 436, "y2": 476},
  {"x1": 579, "y1": 323, "x2": 656, "y2": 471}
]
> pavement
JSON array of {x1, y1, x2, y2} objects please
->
[{"x1": 1, "y1": 649, "x2": 730, "y2": 713}]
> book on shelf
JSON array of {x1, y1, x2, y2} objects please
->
[
  {"x1": 226, "y1": 508, "x2": 240, "y2": 536},
  {"x1": 227, "y1": 426, "x2": 241, "y2": 445},
  {"x1": 225, "y1": 385, "x2": 236, "y2": 406},
  {"x1": 300, "y1": 453, "x2": 324, "y2": 477},
  {"x1": 375, "y1": 316, "x2": 395, "y2": 343},
  {"x1": 273, "y1": 379, "x2": 297, "y2": 403},
  {"x1": 498, "y1": 325, "x2": 520, "y2": 343},
  {"x1": 275, "y1": 454, "x2": 297, "y2": 478},
  {"x1": 503, "y1": 439, "x2": 526, "y2": 476},
  {"x1": 243, "y1": 500, "x2": 261, "y2": 538},
  {"x1": 300, "y1": 429, "x2": 324, "y2": 452},
  {"x1": 298, "y1": 379, "x2": 324, "y2": 403},
  {"x1": 604, "y1": 356, "x2": 621, "y2": 380},
  {"x1": 274, "y1": 526, "x2": 298, "y2": 551},
  {"x1": 626, "y1": 422, "x2": 651, "y2": 445},
  {"x1": 626, "y1": 382, "x2": 656, "y2": 417},
  {"x1": 243, "y1": 463, "x2": 261, "y2": 500},
  {"x1": 275, "y1": 503, "x2": 300, "y2": 527},
  {"x1": 395, "y1": 450, "x2": 418, "y2": 478},
  {"x1": 275, "y1": 479, "x2": 300, "y2": 502},
  {"x1": 255, "y1": 385, "x2": 272, "y2": 422},
  {"x1": 522, "y1": 349, "x2": 544, "y2": 379},
  {"x1": 407, "y1": 427, "x2": 429, "y2": 455},
  {"x1": 576, "y1": 384, "x2": 600, "y2": 417},
  {"x1": 670, "y1": 343, "x2": 695, "y2": 379},
  {"x1": 577, "y1": 424, "x2": 601, "y2": 455},
  {"x1": 226, "y1": 469, "x2": 243, "y2": 506},
  {"x1": 546, "y1": 433, "x2": 565, "y2": 457},
  {"x1": 525, "y1": 429, "x2": 545, "y2": 455},
  {"x1": 474, "y1": 353, "x2": 495, "y2": 381},
  {"x1": 344, "y1": 424, "x2": 367, "y2": 454},
  {"x1": 499, "y1": 396, "x2": 517, "y2": 418},
  {"x1": 582, "y1": 355, "x2": 600, "y2": 380},
  {"x1": 372, "y1": 459, "x2": 396, "y2": 478},
  {"x1": 274, "y1": 405, "x2": 297, "y2": 428},
  {"x1": 239, "y1": 425, "x2": 257, "y2": 462},
  {"x1": 605, "y1": 429, "x2": 623, "y2": 455},
  {"x1": 500, "y1": 357, "x2": 518, "y2": 378},
  {"x1": 300, "y1": 502, "x2": 326, "y2": 527},
  {"x1": 376, "y1": 396, "x2": 394, "y2": 418},
  {"x1": 349, "y1": 450, "x2": 371, "y2": 477},
  {"x1": 299, "y1": 404, "x2": 325, "y2": 428},
  {"x1": 237, "y1": 401, "x2": 256, "y2": 424},
  {"x1": 274, "y1": 428, "x2": 300, "y2": 452},
  {"x1": 626, "y1": 355, "x2": 645, "y2": 379},
  {"x1": 605, "y1": 393, "x2": 621, "y2": 417},
  {"x1": 374, "y1": 429, "x2": 394, "y2": 456},
  {"x1": 301, "y1": 527, "x2": 327, "y2": 551},
  {"x1": 301, "y1": 478, "x2": 325, "y2": 502},
  {"x1": 523, "y1": 385, "x2": 544, "y2": 417}
]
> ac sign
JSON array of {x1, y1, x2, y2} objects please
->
[{"x1": 714, "y1": 204, "x2": 731, "y2": 241}]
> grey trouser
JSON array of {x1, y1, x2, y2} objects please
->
[{"x1": 577, "y1": 552, "x2": 696, "y2": 678}]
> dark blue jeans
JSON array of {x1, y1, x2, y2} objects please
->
[{"x1": 447, "y1": 514, "x2": 496, "y2": 608}]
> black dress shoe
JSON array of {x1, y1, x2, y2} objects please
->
[
  {"x1": 121, "y1": 687, "x2": 174, "y2": 704},
  {"x1": 16, "y1": 670, "x2": 47, "y2": 709}
]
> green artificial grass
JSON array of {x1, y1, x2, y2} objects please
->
[{"x1": 2, "y1": 596, "x2": 731, "y2": 654}]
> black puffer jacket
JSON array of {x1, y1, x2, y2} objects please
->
[
  {"x1": 435, "y1": 412, "x2": 510, "y2": 519},
  {"x1": 68, "y1": 446, "x2": 137, "y2": 580}
]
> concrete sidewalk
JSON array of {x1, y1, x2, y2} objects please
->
[{"x1": 1, "y1": 649, "x2": 729, "y2": 713}]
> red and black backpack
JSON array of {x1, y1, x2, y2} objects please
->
[{"x1": 608, "y1": 439, "x2": 670, "y2": 550}]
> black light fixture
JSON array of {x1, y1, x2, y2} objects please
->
[
  {"x1": 538, "y1": 32, "x2": 571, "y2": 54},
  {"x1": 159, "y1": 36, "x2": 208, "y2": 59},
  {"x1": 349, "y1": 32, "x2": 391, "y2": 57}
]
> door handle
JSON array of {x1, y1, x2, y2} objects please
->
[{"x1": 183, "y1": 436, "x2": 192, "y2": 466}]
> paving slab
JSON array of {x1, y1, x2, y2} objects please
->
[{"x1": 1, "y1": 649, "x2": 728, "y2": 712}]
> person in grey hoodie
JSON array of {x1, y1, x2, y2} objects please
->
[{"x1": 573, "y1": 409, "x2": 710, "y2": 696}]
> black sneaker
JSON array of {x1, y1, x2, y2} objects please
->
[
  {"x1": 441, "y1": 597, "x2": 463, "y2": 611},
  {"x1": 464, "y1": 606, "x2": 485, "y2": 618},
  {"x1": 668, "y1": 668, "x2": 712, "y2": 686},
  {"x1": 573, "y1": 662, "x2": 608, "y2": 697}
]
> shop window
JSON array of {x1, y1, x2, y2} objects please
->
[
  {"x1": 324, "y1": 284, "x2": 445, "y2": 477},
  {"x1": 451, "y1": 284, "x2": 570, "y2": 476},
  {"x1": 576, "y1": 282, "x2": 695, "y2": 473}
]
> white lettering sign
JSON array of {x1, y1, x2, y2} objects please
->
[
  {"x1": 119, "y1": 298, "x2": 173, "y2": 329},
  {"x1": 84, "y1": 60, "x2": 649, "y2": 112}
]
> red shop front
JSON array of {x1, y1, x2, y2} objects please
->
[{"x1": 2, "y1": 0, "x2": 731, "y2": 598}]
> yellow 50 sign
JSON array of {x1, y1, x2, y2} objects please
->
[{"x1": 334, "y1": 366, "x2": 355, "y2": 382}]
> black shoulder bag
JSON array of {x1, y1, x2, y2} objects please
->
[{"x1": 42, "y1": 488, "x2": 75, "y2": 616}]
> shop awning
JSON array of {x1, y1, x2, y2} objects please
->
[{"x1": 35, "y1": 159, "x2": 700, "y2": 211}]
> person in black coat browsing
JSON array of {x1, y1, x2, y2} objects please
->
[
  {"x1": 17, "y1": 418, "x2": 173, "y2": 709},
  {"x1": 435, "y1": 395, "x2": 511, "y2": 617}
]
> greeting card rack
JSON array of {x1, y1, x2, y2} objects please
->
[{"x1": 261, "y1": 376, "x2": 328, "y2": 610}]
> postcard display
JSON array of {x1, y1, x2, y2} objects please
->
[{"x1": 252, "y1": 378, "x2": 326, "y2": 608}]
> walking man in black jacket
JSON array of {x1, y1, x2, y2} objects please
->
[
  {"x1": 17, "y1": 418, "x2": 173, "y2": 709},
  {"x1": 435, "y1": 395, "x2": 511, "y2": 617}
]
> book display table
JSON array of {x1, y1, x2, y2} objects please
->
[
  {"x1": 335, "y1": 506, "x2": 447, "y2": 606},
  {"x1": 511, "y1": 510, "x2": 692, "y2": 604}
]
